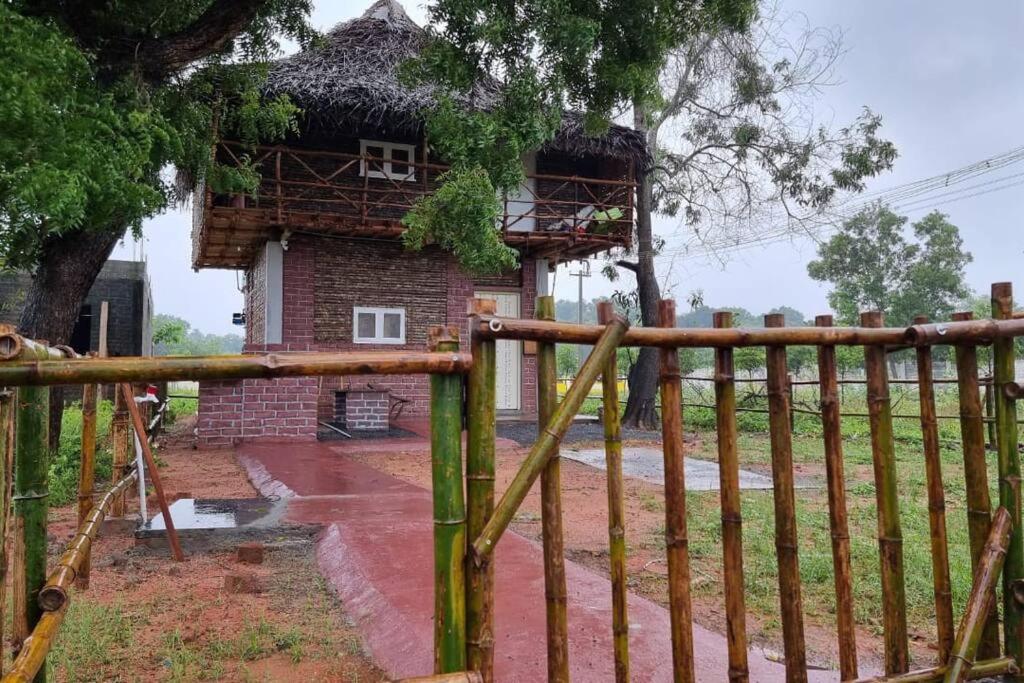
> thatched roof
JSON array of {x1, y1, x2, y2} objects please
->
[{"x1": 264, "y1": 0, "x2": 648, "y2": 164}]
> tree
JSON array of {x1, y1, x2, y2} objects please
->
[
  {"x1": 807, "y1": 206, "x2": 972, "y2": 326},
  {"x1": 3, "y1": 1, "x2": 311, "y2": 438},
  {"x1": 556, "y1": 344, "x2": 580, "y2": 378},
  {"x1": 153, "y1": 316, "x2": 188, "y2": 347},
  {"x1": 153, "y1": 315, "x2": 243, "y2": 356},
  {"x1": 606, "y1": 2, "x2": 897, "y2": 427},
  {"x1": 734, "y1": 346, "x2": 765, "y2": 378},
  {"x1": 404, "y1": 0, "x2": 758, "y2": 275}
]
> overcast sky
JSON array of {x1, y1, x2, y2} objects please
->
[{"x1": 117, "y1": 0, "x2": 1024, "y2": 334}]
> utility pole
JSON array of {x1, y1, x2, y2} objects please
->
[{"x1": 569, "y1": 261, "x2": 591, "y2": 372}]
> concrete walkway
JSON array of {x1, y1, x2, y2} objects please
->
[
  {"x1": 563, "y1": 445, "x2": 777, "y2": 490},
  {"x1": 237, "y1": 441, "x2": 834, "y2": 682}
]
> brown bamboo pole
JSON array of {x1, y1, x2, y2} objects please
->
[
  {"x1": 713, "y1": 311, "x2": 749, "y2": 683},
  {"x1": 465, "y1": 299, "x2": 496, "y2": 682},
  {"x1": 0, "y1": 349, "x2": 473, "y2": 386},
  {"x1": 429, "y1": 327, "x2": 467, "y2": 674},
  {"x1": 119, "y1": 384, "x2": 184, "y2": 562},
  {"x1": 536, "y1": 296, "x2": 570, "y2": 682},
  {"x1": 905, "y1": 317, "x2": 1024, "y2": 346},
  {"x1": 393, "y1": 673, "x2": 484, "y2": 683},
  {"x1": 598, "y1": 301, "x2": 629, "y2": 683},
  {"x1": 852, "y1": 657, "x2": 1018, "y2": 683},
  {"x1": 913, "y1": 316, "x2": 955, "y2": 663},
  {"x1": 1, "y1": 605, "x2": 67, "y2": 683},
  {"x1": 0, "y1": 388, "x2": 12, "y2": 676},
  {"x1": 76, "y1": 378, "x2": 98, "y2": 590},
  {"x1": 950, "y1": 311, "x2": 1000, "y2": 660},
  {"x1": 659, "y1": 299, "x2": 696, "y2": 683},
  {"x1": 862, "y1": 311, "x2": 909, "y2": 675},
  {"x1": 944, "y1": 506, "x2": 1013, "y2": 683},
  {"x1": 992, "y1": 282, "x2": 1023, "y2": 665},
  {"x1": 814, "y1": 315, "x2": 858, "y2": 681},
  {"x1": 110, "y1": 382, "x2": 130, "y2": 518},
  {"x1": 472, "y1": 316, "x2": 628, "y2": 561},
  {"x1": 764, "y1": 313, "x2": 808, "y2": 683},
  {"x1": 39, "y1": 469, "x2": 137, "y2": 610}
]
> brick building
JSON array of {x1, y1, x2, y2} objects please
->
[
  {"x1": 0, "y1": 259, "x2": 153, "y2": 356},
  {"x1": 191, "y1": 0, "x2": 645, "y2": 445}
]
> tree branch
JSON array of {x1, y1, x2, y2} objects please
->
[{"x1": 615, "y1": 260, "x2": 640, "y2": 273}]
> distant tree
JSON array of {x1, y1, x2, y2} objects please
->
[
  {"x1": 678, "y1": 348, "x2": 702, "y2": 376},
  {"x1": 734, "y1": 347, "x2": 765, "y2": 378},
  {"x1": 807, "y1": 206, "x2": 972, "y2": 326},
  {"x1": 153, "y1": 314, "x2": 243, "y2": 356},
  {"x1": 834, "y1": 345, "x2": 864, "y2": 379},
  {"x1": 786, "y1": 346, "x2": 816, "y2": 376},
  {"x1": 556, "y1": 344, "x2": 580, "y2": 378}
]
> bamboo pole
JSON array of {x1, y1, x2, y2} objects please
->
[
  {"x1": 951, "y1": 311, "x2": 1000, "y2": 659},
  {"x1": 944, "y1": 506, "x2": 1013, "y2": 683},
  {"x1": 76, "y1": 378, "x2": 98, "y2": 590},
  {"x1": 1, "y1": 605, "x2": 67, "y2": 683},
  {"x1": 659, "y1": 300, "x2": 695, "y2": 683},
  {"x1": 862, "y1": 311, "x2": 909, "y2": 675},
  {"x1": 393, "y1": 673, "x2": 484, "y2": 683},
  {"x1": 13, "y1": 382, "x2": 49, "y2": 682},
  {"x1": 914, "y1": 317, "x2": 955, "y2": 663},
  {"x1": 852, "y1": 657, "x2": 1018, "y2": 683},
  {"x1": 474, "y1": 315, "x2": 1024, "y2": 349},
  {"x1": 536, "y1": 296, "x2": 570, "y2": 682},
  {"x1": 992, "y1": 282, "x2": 1023, "y2": 665},
  {"x1": 764, "y1": 314, "x2": 808, "y2": 683},
  {"x1": 110, "y1": 384, "x2": 130, "y2": 518},
  {"x1": 815, "y1": 315, "x2": 858, "y2": 681},
  {"x1": 429, "y1": 327, "x2": 467, "y2": 674},
  {"x1": 119, "y1": 384, "x2": 184, "y2": 562},
  {"x1": 598, "y1": 301, "x2": 629, "y2": 683},
  {"x1": 465, "y1": 299, "x2": 496, "y2": 682},
  {"x1": 0, "y1": 349, "x2": 473, "y2": 386},
  {"x1": 472, "y1": 316, "x2": 628, "y2": 561},
  {"x1": 39, "y1": 469, "x2": 137, "y2": 611},
  {"x1": 712, "y1": 311, "x2": 748, "y2": 683},
  {"x1": 0, "y1": 388, "x2": 13, "y2": 676}
]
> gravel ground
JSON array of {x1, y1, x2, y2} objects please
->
[{"x1": 497, "y1": 419, "x2": 660, "y2": 446}]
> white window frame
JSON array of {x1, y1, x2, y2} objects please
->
[
  {"x1": 353, "y1": 306, "x2": 407, "y2": 345},
  {"x1": 359, "y1": 140, "x2": 417, "y2": 182}
]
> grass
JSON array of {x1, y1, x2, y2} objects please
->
[{"x1": 48, "y1": 601, "x2": 135, "y2": 682}]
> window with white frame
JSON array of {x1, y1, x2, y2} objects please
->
[
  {"x1": 353, "y1": 307, "x2": 406, "y2": 344},
  {"x1": 359, "y1": 140, "x2": 416, "y2": 182}
]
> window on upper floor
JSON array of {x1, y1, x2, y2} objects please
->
[
  {"x1": 353, "y1": 306, "x2": 406, "y2": 344},
  {"x1": 359, "y1": 140, "x2": 416, "y2": 182}
]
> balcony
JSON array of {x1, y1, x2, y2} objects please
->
[{"x1": 193, "y1": 142, "x2": 635, "y2": 269}]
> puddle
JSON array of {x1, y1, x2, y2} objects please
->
[
  {"x1": 141, "y1": 497, "x2": 287, "y2": 533},
  {"x1": 562, "y1": 446, "x2": 782, "y2": 491}
]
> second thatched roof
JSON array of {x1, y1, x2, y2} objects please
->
[{"x1": 265, "y1": 0, "x2": 648, "y2": 165}]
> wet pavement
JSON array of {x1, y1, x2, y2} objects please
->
[
  {"x1": 236, "y1": 440, "x2": 835, "y2": 682},
  {"x1": 562, "y1": 446, "x2": 777, "y2": 490}
]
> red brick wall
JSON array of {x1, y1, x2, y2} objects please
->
[{"x1": 197, "y1": 234, "x2": 540, "y2": 442}]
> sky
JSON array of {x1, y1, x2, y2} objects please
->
[{"x1": 116, "y1": 0, "x2": 1024, "y2": 334}]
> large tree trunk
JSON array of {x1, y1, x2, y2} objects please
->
[
  {"x1": 18, "y1": 227, "x2": 125, "y2": 449},
  {"x1": 620, "y1": 105, "x2": 663, "y2": 429}
]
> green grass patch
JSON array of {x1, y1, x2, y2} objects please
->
[{"x1": 49, "y1": 601, "x2": 135, "y2": 681}]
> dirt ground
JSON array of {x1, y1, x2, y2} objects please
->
[
  {"x1": 39, "y1": 416, "x2": 384, "y2": 683},
  {"x1": 349, "y1": 432, "x2": 937, "y2": 676}
]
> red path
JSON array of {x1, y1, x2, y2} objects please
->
[{"x1": 238, "y1": 441, "x2": 834, "y2": 681}]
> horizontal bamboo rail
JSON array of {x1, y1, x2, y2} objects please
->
[
  {"x1": 38, "y1": 470, "x2": 138, "y2": 611},
  {"x1": 393, "y1": 673, "x2": 483, "y2": 683},
  {"x1": 851, "y1": 657, "x2": 1018, "y2": 682},
  {"x1": 0, "y1": 349, "x2": 472, "y2": 386},
  {"x1": 906, "y1": 317, "x2": 1024, "y2": 345},
  {"x1": 477, "y1": 316, "x2": 1024, "y2": 348}
]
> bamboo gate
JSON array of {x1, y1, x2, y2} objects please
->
[{"x1": 0, "y1": 283, "x2": 1020, "y2": 682}]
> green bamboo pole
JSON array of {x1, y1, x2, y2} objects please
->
[
  {"x1": 913, "y1": 317, "x2": 955, "y2": 663},
  {"x1": 951, "y1": 311, "x2": 1000, "y2": 659},
  {"x1": 992, "y1": 282, "x2": 1022, "y2": 666},
  {"x1": 536, "y1": 295, "x2": 570, "y2": 682},
  {"x1": 430, "y1": 326, "x2": 467, "y2": 674},
  {"x1": 13, "y1": 383, "x2": 49, "y2": 683},
  {"x1": 862, "y1": 310, "x2": 909, "y2": 676},
  {"x1": 764, "y1": 314, "x2": 808, "y2": 682},
  {"x1": 815, "y1": 315, "x2": 858, "y2": 680},
  {"x1": 472, "y1": 316, "x2": 628, "y2": 561},
  {"x1": 76, "y1": 381, "x2": 97, "y2": 590},
  {"x1": 598, "y1": 301, "x2": 629, "y2": 683},
  {"x1": 944, "y1": 507, "x2": 1012, "y2": 683},
  {"x1": 713, "y1": 311, "x2": 749, "y2": 683},
  {"x1": 465, "y1": 299, "x2": 496, "y2": 682}
]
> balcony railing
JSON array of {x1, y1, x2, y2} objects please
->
[{"x1": 207, "y1": 142, "x2": 635, "y2": 243}]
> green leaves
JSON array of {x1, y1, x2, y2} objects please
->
[
  {"x1": 402, "y1": 166, "x2": 518, "y2": 275},
  {"x1": 806, "y1": 205, "x2": 973, "y2": 326}
]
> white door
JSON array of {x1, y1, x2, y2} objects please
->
[{"x1": 476, "y1": 291, "x2": 522, "y2": 411}]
